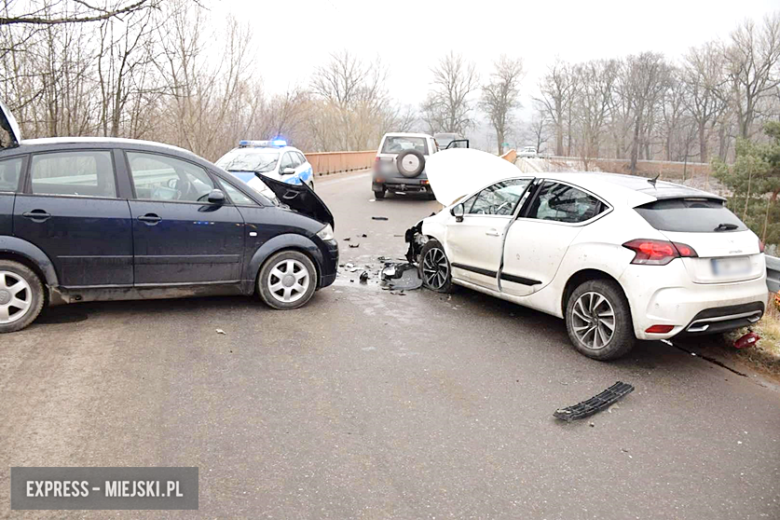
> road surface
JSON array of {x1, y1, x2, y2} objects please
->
[{"x1": 1, "y1": 171, "x2": 778, "y2": 519}]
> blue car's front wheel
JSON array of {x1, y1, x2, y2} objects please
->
[{"x1": 258, "y1": 250, "x2": 318, "y2": 310}]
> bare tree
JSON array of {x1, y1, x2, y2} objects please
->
[
  {"x1": 680, "y1": 42, "x2": 727, "y2": 162},
  {"x1": 535, "y1": 60, "x2": 575, "y2": 156},
  {"x1": 480, "y1": 55, "x2": 523, "y2": 154},
  {"x1": 572, "y1": 59, "x2": 617, "y2": 162},
  {"x1": 421, "y1": 51, "x2": 479, "y2": 135},
  {"x1": 725, "y1": 13, "x2": 780, "y2": 139},
  {"x1": 1, "y1": 0, "x2": 160, "y2": 26}
]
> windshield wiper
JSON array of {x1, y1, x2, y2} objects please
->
[{"x1": 714, "y1": 223, "x2": 738, "y2": 232}]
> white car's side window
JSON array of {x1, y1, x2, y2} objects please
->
[
  {"x1": 467, "y1": 179, "x2": 531, "y2": 216},
  {"x1": 526, "y1": 181, "x2": 604, "y2": 223}
]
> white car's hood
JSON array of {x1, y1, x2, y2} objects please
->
[{"x1": 426, "y1": 148, "x2": 521, "y2": 206}]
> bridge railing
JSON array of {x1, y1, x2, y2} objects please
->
[{"x1": 305, "y1": 151, "x2": 375, "y2": 176}]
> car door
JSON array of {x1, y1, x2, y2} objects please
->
[
  {"x1": 296, "y1": 152, "x2": 313, "y2": 185},
  {"x1": 501, "y1": 180, "x2": 608, "y2": 296},
  {"x1": 13, "y1": 149, "x2": 134, "y2": 287},
  {"x1": 446, "y1": 178, "x2": 533, "y2": 290},
  {"x1": 125, "y1": 150, "x2": 245, "y2": 285},
  {"x1": 0, "y1": 156, "x2": 23, "y2": 236}
]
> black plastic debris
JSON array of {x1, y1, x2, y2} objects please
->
[
  {"x1": 553, "y1": 381, "x2": 634, "y2": 422},
  {"x1": 360, "y1": 234, "x2": 368, "y2": 238},
  {"x1": 372, "y1": 216, "x2": 389, "y2": 221},
  {"x1": 349, "y1": 243, "x2": 360, "y2": 248},
  {"x1": 380, "y1": 262, "x2": 422, "y2": 291},
  {"x1": 343, "y1": 237, "x2": 351, "y2": 241},
  {"x1": 359, "y1": 271, "x2": 369, "y2": 282}
]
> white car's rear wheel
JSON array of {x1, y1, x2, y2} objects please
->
[{"x1": 565, "y1": 279, "x2": 635, "y2": 360}]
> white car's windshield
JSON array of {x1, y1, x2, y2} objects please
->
[{"x1": 216, "y1": 150, "x2": 279, "y2": 173}]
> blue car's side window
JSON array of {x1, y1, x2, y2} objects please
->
[{"x1": 0, "y1": 156, "x2": 22, "y2": 193}]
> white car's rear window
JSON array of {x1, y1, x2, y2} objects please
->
[
  {"x1": 635, "y1": 198, "x2": 747, "y2": 233},
  {"x1": 381, "y1": 136, "x2": 428, "y2": 155}
]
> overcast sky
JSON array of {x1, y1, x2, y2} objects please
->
[{"x1": 214, "y1": 0, "x2": 778, "y2": 143}]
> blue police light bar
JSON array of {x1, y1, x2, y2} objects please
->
[
  {"x1": 272, "y1": 139, "x2": 287, "y2": 147},
  {"x1": 238, "y1": 140, "x2": 271, "y2": 148}
]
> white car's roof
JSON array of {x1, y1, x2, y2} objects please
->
[
  {"x1": 382, "y1": 132, "x2": 432, "y2": 139},
  {"x1": 539, "y1": 171, "x2": 722, "y2": 208}
]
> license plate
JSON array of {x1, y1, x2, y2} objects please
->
[{"x1": 711, "y1": 257, "x2": 751, "y2": 277}]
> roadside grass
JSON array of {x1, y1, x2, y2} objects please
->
[{"x1": 725, "y1": 293, "x2": 780, "y2": 376}]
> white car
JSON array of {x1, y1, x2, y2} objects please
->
[
  {"x1": 216, "y1": 140, "x2": 315, "y2": 199},
  {"x1": 407, "y1": 149, "x2": 768, "y2": 360},
  {"x1": 518, "y1": 146, "x2": 538, "y2": 158}
]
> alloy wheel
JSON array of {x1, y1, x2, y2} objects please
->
[
  {"x1": 571, "y1": 291, "x2": 616, "y2": 350},
  {"x1": 422, "y1": 247, "x2": 449, "y2": 290},
  {"x1": 267, "y1": 259, "x2": 310, "y2": 304},
  {"x1": 0, "y1": 271, "x2": 32, "y2": 324}
]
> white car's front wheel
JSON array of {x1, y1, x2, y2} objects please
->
[{"x1": 565, "y1": 279, "x2": 635, "y2": 360}]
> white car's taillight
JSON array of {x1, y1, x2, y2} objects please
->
[{"x1": 622, "y1": 239, "x2": 698, "y2": 266}]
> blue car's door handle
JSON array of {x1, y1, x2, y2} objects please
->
[
  {"x1": 22, "y1": 210, "x2": 51, "y2": 222},
  {"x1": 138, "y1": 213, "x2": 162, "y2": 224}
]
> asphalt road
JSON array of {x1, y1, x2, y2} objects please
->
[{"x1": 1, "y1": 171, "x2": 779, "y2": 519}]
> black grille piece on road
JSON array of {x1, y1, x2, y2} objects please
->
[{"x1": 553, "y1": 381, "x2": 635, "y2": 422}]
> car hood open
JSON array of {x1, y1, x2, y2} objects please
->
[
  {"x1": 256, "y1": 173, "x2": 335, "y2": 229},
  {"x1": 425, "y1": 148, "x2": 522, "y2": 206},
  {"x1": 0, "y1": 98, "x2": 21, "y2": 148}
]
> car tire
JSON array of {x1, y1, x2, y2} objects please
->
[
  {"x1": 0, "y1": 260, "x2": 45, "y2": 333},
  {"x1": 374, "y1": 189, "x2": 385, "y2": 200},
  {"x1": 258, "y1": 250, "x2": 318, "y2": 310},
  {"x1": 396, "y1": 150, "x2": 426, "y2": 178},
  {"x1": 565, "y1": 279, "x2": 635, "y2": 360},
  {"x1": 419, "y1": 239, "x2": 455, "y2": 293}
]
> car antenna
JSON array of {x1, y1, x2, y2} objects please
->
[{"x1": 647, "y1": 174, "x2": 660, "y2": 188}]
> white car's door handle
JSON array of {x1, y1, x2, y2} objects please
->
[{"x1": 485, "y1": 229, "x2": 501, "y2": 237}]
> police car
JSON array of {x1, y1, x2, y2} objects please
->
[{"x1": 215, "y1": 140, "x2": 315, "y2": 198}]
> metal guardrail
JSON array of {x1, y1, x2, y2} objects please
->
[{"x1": 767, "y1": 255, "x2": 780, "y2": 293}]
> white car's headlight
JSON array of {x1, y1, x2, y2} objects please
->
[{"x1": 316, "y1": 224, "x2": 335, "y2": 241}]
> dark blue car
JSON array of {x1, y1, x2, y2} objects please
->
[{"x1": 0, "y1": 101, "x2": 338, "y2": 333}]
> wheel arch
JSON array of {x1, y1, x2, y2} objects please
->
[
  {"x1": 560, "y1": 268, "x2": 631, "y2": 317},
  {"x1": 0, "y1": 236, "x2": 58, "y2": 287},
  {"x1": 246, "y1": 234, "x2": 324, "y2": 292}
]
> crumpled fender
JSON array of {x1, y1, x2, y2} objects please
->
[{"x1": 0, "y1": 236, "x2": 58, "y2": 286}]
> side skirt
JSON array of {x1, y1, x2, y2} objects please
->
[{"x1": 50, "y1": 282, "x2": 247, "y2": 305}]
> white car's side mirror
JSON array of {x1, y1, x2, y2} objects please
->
[{"x1": 451, "y1": 203, "x2": 464, "y2": 222}]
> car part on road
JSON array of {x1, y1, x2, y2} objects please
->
[
  {"x1": 565, "y1": 279, "x2": 635, "y2": 360},
  {"x1": 349, "y1": 243, "x2": 359, "y2": 248},
  {"x1": 733, "y1": 331, "x2": 760, "y2": 349},
  {"x1": 372, "y1": 216, "x2": 389, "y2": 221},
  {"x1": 380, "y1": 263, "x2": 422, "y2": 291},
  {"x1": 0, "y1": 260, "x2": 45, "y2": 333},
  {"x1": 553, "y1": 381, "x2": 635, "y2": 422},
  {"x1": 360, "y1": 271, "x2": 369, "y2": 283},
  {"x1": 258, "y1": 250, "x2": 317, "y2": 310}
]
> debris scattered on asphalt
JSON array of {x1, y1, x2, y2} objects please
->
[
  {"x1": 372, "y1": 216, "x2": 389, "y2": 221},
  {"x1": 343, "y1": 237, "x2": 351, "y2": 241},
  {"x1": 734, "y1": 331, "x2": 760, "y2": 349},
  {"x1": 380, "y1": 262, "x2": 422, "y2": 291},
  {"x1": 359, "y1": 271, "x2": 369, "y2": 282},
  {"x1": 360, "y1": 233, "x2": 367, "y2": 238},
  {"x1": 216, "y1": 329, "x2": 226, "y2": 335},
  {"x1": 553, "y1": 381, "x2": 634, "y2": 422},
  {"x1": 344, "y1": 263, "x2": 359, "y2": 273},
  {"x1": 349, "y1": 243, "x2": 360, "y2": 248}
]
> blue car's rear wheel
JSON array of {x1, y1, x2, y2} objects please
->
[{"x1": 0, "y1": 260, "x2": 45, "y2": 333}]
